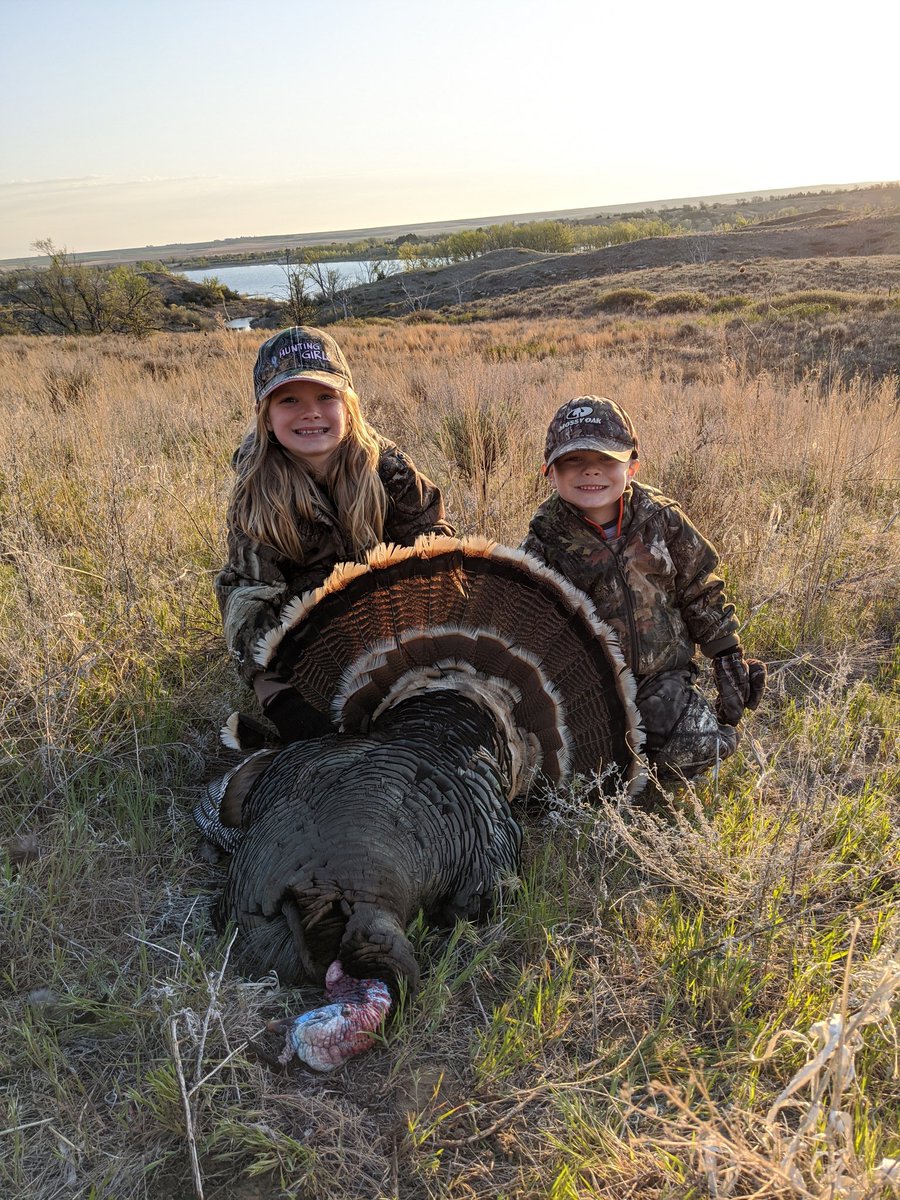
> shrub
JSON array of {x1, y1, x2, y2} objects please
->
[
  {"x1": 594, "y1": 288, "x2": 654, "y2": 312},
  {"x1": 438, "y1": 405, "x2": 509, "y2": 484},
  {"x1": 43, "y1": 364, "x2": 94, "y2": 407},
  {"x1": 766, "y1": 302, "x2": 834, "y2": 321},
  {"x1": 767, "y1": 290, "x2": 856, "y2": 313},
  {"x1": 141, "y1": 357, "x2": 182, "y2": 380},
  {"x1": 164, "y1": 303, "x2": 216, "y2": 330},
  {"x1": 191, "y1": 276, "x2": 230, "y2": 306},
  {"x1": 486, "y1": 340, "x2": 558, "y2": 362},
  {"x1": 710, "y1": 295, "x2": 753, "y2": 314},
  {"x1": 652, "y1": 291, "x2": 710, "y2": 313},
  {"x1": 13, "y1": 241, "x2": 163, "y2": 335},
  {"x1": 403, "y1": 310, "x2": 446, "y2": 324},
  {"x1": 0, "y1": 306, "x2": 22, "y2": 335}
]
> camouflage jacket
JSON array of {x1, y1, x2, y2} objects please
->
[
  {"x1": 521, "y1": 483, "x2": 740, "y2": 678},
  {"x1": 216, "y1": 441, "x2": 453, "y2": 683}
]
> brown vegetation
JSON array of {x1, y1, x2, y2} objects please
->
[{"x1": 1, "y1": 325, "x2": 898, "y2": 1198}]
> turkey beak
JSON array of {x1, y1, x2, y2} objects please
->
[{"x1": 266, "y1": 1018, "x2": 294, "y2": 1034}]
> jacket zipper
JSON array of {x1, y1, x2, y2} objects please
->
[
  {"x1": 565, "y1": 485, "x2": 680, "y2": 674},
  {"x1": 612, "y1": 549, "x2": 640, "y2": 670},
  {"x1": 581, "y1": 529, "x2": 642, "y2": 670}
]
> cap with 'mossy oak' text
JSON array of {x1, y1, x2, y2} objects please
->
[{"x1": 543, "y1": 396, "x2": 638, "y2": 468}]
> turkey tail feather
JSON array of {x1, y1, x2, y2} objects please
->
[
  {"x1": 258, "y1": 536, "x2": 644, "y2": 794},
  {"x1": 194, "y1": 748, "x2": 280, "y2": 852}
]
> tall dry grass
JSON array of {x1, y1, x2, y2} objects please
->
[{"x1": 0, "y1": 325, "x2": 898, "y2": 1200}]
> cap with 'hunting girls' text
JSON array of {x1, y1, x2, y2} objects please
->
[
  {"x1": 544, "y1": 396, "x2": 639, "y2": 468},
  {"x1": 253, "y1": 326, "x2": 353, "y2": 406}
]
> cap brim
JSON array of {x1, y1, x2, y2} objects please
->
[
  {"x1": 546, "y1": 438, "x2": 635, "y2": 466},
  {"x1": 257, "y1": 369, "x2": 350, "y2": 405}
]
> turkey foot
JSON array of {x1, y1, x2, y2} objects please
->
[{"x1": 267, "y1": 960, "x2": 392, "y2": 1072}]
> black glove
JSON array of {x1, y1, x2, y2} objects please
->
[
  {"x1": 263, "y1": 688, "x2": 334, "y2": 743},
  {"x1": 713, "y1": 649, "x2": 767, "y2": 726}
]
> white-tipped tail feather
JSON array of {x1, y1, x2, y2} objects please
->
[{"x1": 252, "y1": 535, "x2": 645, "y2": 794}]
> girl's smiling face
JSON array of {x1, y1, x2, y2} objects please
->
[
  {"x1": 265, "y1": 380, "x2": 348, "y2": 471},
  {"x1": 548, "y1": 450, "x2": 638, "y2": 524}
]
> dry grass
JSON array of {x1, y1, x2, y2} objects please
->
[
  {"x1": 473, "y1": 256, "x2": 900, "y2": 316},
  {"x1": 1, "y1": 325, "x2": 898, "y2": 1199}
]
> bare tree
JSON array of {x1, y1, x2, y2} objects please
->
[
  {"x1": 355, "y1": 258, "x2": 387, "y2": 284},
  {"x1": 282, "y1": 253, "x2": 319, "y2": 325},
  {"x1": 296, "y1": 256, "x2": 346, "y2": 319},
  {"x1": 449, "y1": 278, "x2": 469, "y2": 307},
  {"x1": 398, "y1": 278, "x2": 436, "y2": 313},
  {"x1": 689, "y1": 235, "x2": 713, "y2": 265}
]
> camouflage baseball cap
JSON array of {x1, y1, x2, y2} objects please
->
[
  {"x1": 253, "y1": 326, "x2": 353, "y2": 406},
  {"x1": 544, "y1": 396, "x2": 639, "y2": 468}
]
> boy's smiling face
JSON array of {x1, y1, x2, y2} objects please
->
[{"x1": 548, "y1": 449, "x2": 638, "y2": 525}]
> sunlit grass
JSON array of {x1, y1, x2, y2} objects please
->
[{"x1": 0, "y1": 326, "x2": 897, "y2": 1198}]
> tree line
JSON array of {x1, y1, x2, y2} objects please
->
[
  {"x1": 394, "y1": 218, "x2": 680, "y2": 268},
  {"x1": 170, "y1": 217, "x2": 685, "y2": 274}
]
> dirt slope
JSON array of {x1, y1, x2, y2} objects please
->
[{"x1": 343, "y1": 211, "x2": 900, "y2": 317}]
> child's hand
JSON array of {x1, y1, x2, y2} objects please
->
[{"x1": 713, "y1": 650, "x2": 767, "y2": 726}]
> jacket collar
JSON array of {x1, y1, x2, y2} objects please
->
[{"x1": 546, "y1": 482, "x2": 677, "y2": 542}]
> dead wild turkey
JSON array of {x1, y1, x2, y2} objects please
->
[{"x1": 196, "y1": 536, "x2": 643, "y2": 1070}]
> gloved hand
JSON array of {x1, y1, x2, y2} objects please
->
[
  {"x1": 713, "y1": 649, "x2": 767, "y2": 726},
  {"x1": 263, "y1": 687, "x2": 334, "y2": 743}
]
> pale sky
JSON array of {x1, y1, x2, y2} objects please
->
[{"x1": 1, "y1": 0, "x2": 896, "y2": 260}]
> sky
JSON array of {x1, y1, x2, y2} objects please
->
[{"x1": 1, "y1": 0, "x2": 896, "y2": 261}]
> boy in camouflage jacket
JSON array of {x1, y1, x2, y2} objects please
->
[{"x1": 522, "y1": 396, "x2": 765, "y2": 782}]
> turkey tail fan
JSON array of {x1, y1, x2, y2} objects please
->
[
  {"x1": 193, "y1": 748, "x2": 281, "y2": 852},
  {"x1": 257, "y1": 535, "x2": 645, "y2": 796}
]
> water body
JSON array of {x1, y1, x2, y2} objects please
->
[{"x1": 181, "y1": 260, "x2": 403, "y2": 300}]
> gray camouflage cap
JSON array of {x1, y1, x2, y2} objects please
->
[
  {"x1": 544, "y1": 396, "x2": 639, "y2": 468},
  {"x1": 254, "y1": 326, "x2": 353, "y2": 406}
]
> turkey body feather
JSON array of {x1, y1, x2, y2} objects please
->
[{"x1": 216, "y1": 692, "x2": 521, "y2": 993}]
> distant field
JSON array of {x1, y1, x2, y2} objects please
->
[{"x1": 1, "y1": 181, "x2": 891, "y2": 269}]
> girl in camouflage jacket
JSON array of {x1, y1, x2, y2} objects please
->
[
  {"x1": 522, "y1": 396, "x2": 765, "y2": 782},
  {"x1": 216, "y1": 327, "x2": 453, "y2": 741}
]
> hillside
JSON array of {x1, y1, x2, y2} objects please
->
[
  {"x1": 3, "y1": 201, "x2": 899, "y2": 385},
  {"x1": 342, "y1": 211, "x2": 900, "y2": 317}
]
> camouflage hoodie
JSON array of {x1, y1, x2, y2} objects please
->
[
  {"x1": 521, "y1": 482, "x2": 740, "y2": 678},
  {"x1": 216, "y1": 440, "x2": 453, "y2": 683}
]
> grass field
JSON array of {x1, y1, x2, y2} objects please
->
[{"x1": 1, "y1": 324, "x2": 898, "y2": 1199}]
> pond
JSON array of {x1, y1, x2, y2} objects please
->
[{"x1": 181, "y1": 260, "x2": 403, "y2": 300}]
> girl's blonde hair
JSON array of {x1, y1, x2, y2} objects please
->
[{"x1": 227, "y1": 387, "x2": 387, "y2": 562}]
